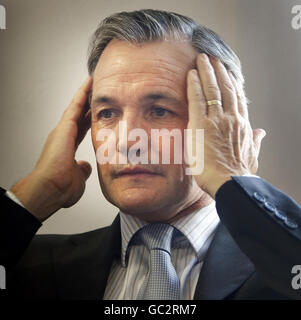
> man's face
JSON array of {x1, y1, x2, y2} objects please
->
[{"x1": 91, "y1": 39, "x2": 204, "y2": 222}]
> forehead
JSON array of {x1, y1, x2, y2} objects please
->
[{"x1": 92, "y1": 39, "x2": 197, "y2": 102}]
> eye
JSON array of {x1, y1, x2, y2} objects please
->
[
  {"x1": 152, "y1": 107, "x2": 172, "y2": 118},
  {"x1": 98, "y1": 109, "x2": 115, "y2": 119}
]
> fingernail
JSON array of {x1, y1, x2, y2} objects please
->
[
  {"x1": 190, "y1": 69, "x2": 199, "y2": 80},
  {"x1": 199, "y1": 53, "x2": 208, "y2": 60}
]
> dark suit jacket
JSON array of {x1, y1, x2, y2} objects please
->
[{"x1": 0, "y1": 176, "x2": 301, "y2": 300}]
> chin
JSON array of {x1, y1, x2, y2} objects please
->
[
  {"x1": 119, "y1": 198, "x2": 155, "y2": 212},
  {"x1": 115, "y1": 192, "x2": 164, "y2": 216}
]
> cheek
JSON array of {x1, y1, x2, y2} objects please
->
[
  {"x1": 91, "y1": 125, "x2": 98, "y2": 151},
  {"x1": 91, "y1": 127, "x2": 110, "y2": 176},
  {"x1": 99, "y1": 165, "x2": 109, "y2": 179},
  {"x1": 157, "y1": 126, "x2": 186, "y2": 164},
  {"x1": 97, "y1": 164, "x2": 113, "y2": 192},
  {"x1": 91, "y1": 124, "x2": 115, "y2": 153}
]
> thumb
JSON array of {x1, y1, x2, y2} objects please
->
[
  {"x1": 253, "y1": 128, "x2": 266, "y2": 157},
  {"x1": 77, "y1": 160, "x2": 92, "y2": 180}
]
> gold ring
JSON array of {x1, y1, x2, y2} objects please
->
[{"x1": 206, "y1": 100, "x2": 222, "y2": 106}]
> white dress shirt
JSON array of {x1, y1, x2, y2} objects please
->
[{"x1": 104, "y1": 203, "x2": 219, "y2": 300}]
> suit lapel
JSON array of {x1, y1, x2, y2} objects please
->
[
  {"x1": 194, "y1": 223, "x2": 255, "y2": 300},
  {"x1": 52, "y1": 214, "x2": 121, "y2": 300}
]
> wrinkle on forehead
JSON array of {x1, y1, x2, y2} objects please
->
[
  {"x1": 92, "y1": 40, "x2": 198, "y2": 102},
  {"x1": 95, "y1": 59, "x2": 187, "y2": 82},
  {"x1": 94, "y1": 82, "x2": 183, "y2": 103}
]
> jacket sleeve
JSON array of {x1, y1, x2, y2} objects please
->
[
  {"x1": 215, "y1": 176, "x2": 301, "y2": 299},
  {"x1": 0, "y1": 187, "x2": 42, "y2": 269}
]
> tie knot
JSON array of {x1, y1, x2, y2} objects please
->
[{"x1": 139, "y1": 223, "x2": 174, "y2": 253}]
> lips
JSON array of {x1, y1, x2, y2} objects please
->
[{"x1": 117, "y1": 166, "x2": 159, "y2": 177}]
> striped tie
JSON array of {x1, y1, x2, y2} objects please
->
[{"x1": 137, "y1": 223, "x2": 180, "y2": 300}]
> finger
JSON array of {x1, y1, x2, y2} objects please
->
[
  {"x1": 75, "y1": 91, "x2": 92, "y2": 148},
  {"x1": 253, "y1": 128, "x2": 266, "y2": 158},
  {"x1": 187, "y1": 69, "x2": 206, "y2": 117},
  {"x1": 77, "y1": 160, "x2": 92, "y2": 180},
  {"x1": 62, "y1": 77, "x2": 93, "y2": 122},
  {"x1": 228, "y1": 71, "x2": 249, "y2": 120},
  {"x1": 196, "y1": 53, "x2": 222, "y2": 117},
  {"x1": 75, "y1": 111, "x2": 91, "y2": 148},
  {"x1": 210, "y1": 57, "x2": 237, "y2": 115}
]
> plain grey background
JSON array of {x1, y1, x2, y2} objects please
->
[{"x1": 0, "y1": 0, "x2": 300, "y2": 234}]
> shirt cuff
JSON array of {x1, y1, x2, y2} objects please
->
[
  {"x1": 241, "y1": 174, "x2": 260, "y2": 178},
  {"x1": 5, "y1": 190, "x2": 26, "y2": 208}
]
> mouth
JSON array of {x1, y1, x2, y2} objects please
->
[{"x1": 116, "y1": 166, "x2": 161, "y2": 178}]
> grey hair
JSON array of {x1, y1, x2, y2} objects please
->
[{"x1": 87, "y1": 9, "x2": 244, "y2": 86}]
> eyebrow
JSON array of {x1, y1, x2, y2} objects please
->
[
  {"x1": 91, "y1": 92, "x2": 183, "y2": 108},
  {"x1": 142, "y1": 93, "x2": 182, "y2": 106},
  {"x1": 91, "y1": 96, "x2": 118, "y2": 108}
]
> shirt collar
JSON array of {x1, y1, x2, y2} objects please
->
[{"x1": 119, "y1": 202, "x2": 219, "y2": 267}]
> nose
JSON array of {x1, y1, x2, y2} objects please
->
[{"x1": 117, "y1": 111, "x2": 149, "y2": 164}]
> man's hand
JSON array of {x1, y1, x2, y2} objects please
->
[
  {"x1": 187, "y1": 54, "x2": 266, "y2": 198},
  {"x1": 10, "y1": 77, "x2": 93, "y2": 221}
]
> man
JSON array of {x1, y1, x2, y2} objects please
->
[{"x1": 0, "y1": 9, "x2": 300, "y2": 300}]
